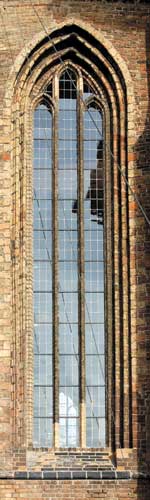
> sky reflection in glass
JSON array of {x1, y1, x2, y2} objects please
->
[
  {"x1": 84, "y1": 103, "x2": 105, "y2": 447},
  {"x1": 33, "y1": 104, "x2": 53, "y2": 447},
  {"x1": 33, "y1": 75, "x2": 106, "y2": 448},
  {"x1": 58, "y1": 71, "x2": 79, "y2": 447}
]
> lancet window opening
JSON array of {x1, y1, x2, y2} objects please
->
[{"x1": 33, "y1": 66, "x2": 105, "y2": 448}]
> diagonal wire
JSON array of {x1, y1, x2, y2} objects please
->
[
  {"x1": 28, "y1": 4, "x2": 150, "y2": 456},
  {"x1": 29, "y1": 0, "x2": 150, "y2": 228},
  {"x1": 23, "y1": 1, "x2": 133, "y2": 452},
  {"x1": 1, "y1": 0, "x2": 149, "y2": 228},
  {"x1": 42, "y1": 125, "x2": 105, "y2": 383},
  {"x1": 1, "y1": 1, "x2": 104, "y2": 446},
  {"x1": 34, "y1": 187, "x2": 103, "y2": 444},
  {"x1": 1, "y1": 2, "x2": 143, "y2": 450}
]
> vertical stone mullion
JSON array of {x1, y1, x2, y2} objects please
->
[
  {"x1": 113, "y1": 113, "x2": 122, "y2": 449},
  {"x1": 24, "y1": 104, "x2": 33, "y2": 447},
  {"x1": 12, "y1": 105, "x2": 21, "y2": 447},
  {"x1": 104, "y1": 109, "x2": 113, "y2": 448},
  {"x1": 78, "y1": 76, "x2": 86, "y2": 448},
  {"x1": 53, "y1": 76, "x2": 59, "y2": 447},
  {"x1": 120, "y1": 111, "x2": 131, "y2": 448}
]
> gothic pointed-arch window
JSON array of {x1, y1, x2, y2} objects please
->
[{"x1": 33, "y1": 67, "x2": 105, "y2": 448}]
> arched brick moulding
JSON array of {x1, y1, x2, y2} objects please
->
[{"x1": 5, "y1": 21, "x2": 137, "y2": 457}]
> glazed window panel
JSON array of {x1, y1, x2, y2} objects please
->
[
  {"x1": 84, "y1": 104, "x2": 105, "y2": 447},
  {"x1": 33, "y1": 104, "x2": 53, "y2": 448},
  {"x1": 58, "y1": 71, "x2": 79, "y2": 446},
  {"x1": 33, "y1": 70, "x2": 106, "y2": 448}
]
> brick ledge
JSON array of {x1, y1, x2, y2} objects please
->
[{"x1": 0, "y1": 471, "x2": 149, "y2": 480}]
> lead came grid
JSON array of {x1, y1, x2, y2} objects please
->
[
  {"x1": 84, "y1": 102, "x2": 105, "y2": 447},
  {"x1": 33, "y1": 72, "x2": 106, "y2": 448},
  {"x1": 58, "y1": 71, "x2": 79, "y2": 447},
  {"x1": 33, "y1": 104, "x2": 53, "y2": 447}
]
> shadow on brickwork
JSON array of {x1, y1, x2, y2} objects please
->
[{"x1": 135, "y1": 18, "x2": 150, "y2": 500}]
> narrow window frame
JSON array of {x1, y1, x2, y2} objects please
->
[{"x1": 31, "y1": 65, "x2": 110, "y2": 450}]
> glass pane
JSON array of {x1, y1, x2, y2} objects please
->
[
  {"x1": 34, "y1": 355, "x2": 52, "y2": 386},
  {"x1": 86, "y1": 386, "x2": 105, "y2": 417},
  {"x1": 34, "y1": 292, "x2": 52, "y2": 323},
  {"x1": 34, "y1": 170, "x2": 52, "y2": 199},
  {"x1": 59, "y1": 324, "x2": 78, "y2": 354},
  {"x1": 59, "y1": 111, "x2": 77, "y2": 139},
  {"x1": 34, "y1": 133, "x2": 51, "y2": 169},
  {"x1": 59, "y1": 387, "x2": 79, "y2": 417},
  {"x1": 85, "y1": 262, "x2": 104, "y2": 292},
  {"x1": 59, "y1": 292, "x2": 78, "y2": 323},
  {"x1": 83, "y1": 79, "x2": 95, "y2": 100},
  {"x1": 58, "y1": 70, "x2": 79, "y2": 447},
  {"x1": 34, "y1": 386, "x2": 53, "y2": 417},
  {"x1": 34, "y1": 231, "x2": 52, "y2": 261},
  {"x1": 34, "y1": 105, "x2": 52, "y2": 132},
  {"x1": 86, "y1": 355, "x2": 105, "y2": 386},
  {"x1": 85, "y1": 230, "x2": 103, "y2": 261},
  {"x1": 34, "y1": 200, "x2": 52, "y2": 230},
  {"x1": 86, "y1": 418, "x2": 105, "y2": 448},
  {"x1": 33, "y1": 104, "x2": 52, "y2": 448},
  {"x1": 85, "y1": 293, "x2": 104, "y2": 323},
  {"x1": 59, "y1": 231, "x2": 77, "y2": 260},
  {"x1": 58, "y1": 170, "x2": 77, "y2": 199},
  {"x1": 34, "y1": 418, "x2": 53, "y2": 447},
  {"x1": 59, "y1": 142, "x2": 77, "y2": 169},
  {"x1": 34, "y1": 262, "x2": 52, "y2": 292},
  {"x1": 59, "y1": 69, "x2": 77, "y2": 102},
  {"x1": 60, "y1": 418, "x2": 79, "y2": 447},
  {"x1": 84, "y1": 108, "x2": 102, "y2": 141},
  {"x1": 59, "y1": 200, "x2": 77, "y2": 230},
  {"x1": 59, "y1": 261, "x2": 78, "y2": 292},
  {"x1": 34, "y1": 324, "x2": 52, "y2": 354},
  {"x1": 85, "y1": 323, "x2": 104, "y2": 354},
  {"x1": 60, "y1": 355, "x2": 79, "y2": 386},
  {"x1": 84, "y1": 103, "x2": 105, "y2": 447}
]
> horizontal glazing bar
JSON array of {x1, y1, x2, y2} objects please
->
[
  {"x1": 31, "y1": 259, "x2": 105, "y2": 264},
  {"x1": 33, "y1": 160, "x2": 52, "y2": 169},
  {"x1": 34, "y1": 259, "x2": 96, "y2": 263}
]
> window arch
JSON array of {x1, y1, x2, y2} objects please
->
[
  {"x1": 11, "y1": 24, "x2": 134, "y2": 454},
  {"x1": 33, "y1": 67, "x2": 105, "y2": 448}
]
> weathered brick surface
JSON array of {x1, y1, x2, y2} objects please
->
[
  {"x1": 0, "y1": 0, "x2": 150, "y2": 499},
  {"x1": 0, "y1": 479, "x2": 150, "y2": 500}
]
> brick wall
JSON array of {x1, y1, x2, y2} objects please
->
[
  {"x1": 0, "y1": 0, "x2": 150, "y2": 499},
  {"x1": 0, "y1": 478, "x2": 150, "y2": 500}
]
